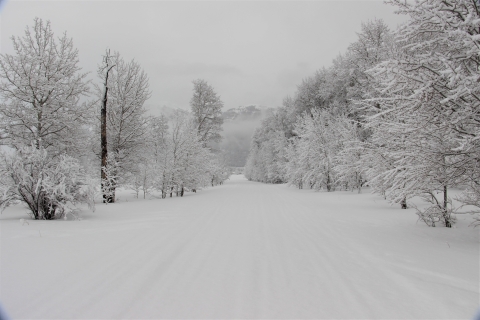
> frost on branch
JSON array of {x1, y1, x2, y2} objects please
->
[
  {"x1": 0, "y1": 18, "x2": 90, "y2": 155},
  {"x1": 101, "y1": 154, "x2": 119, "y2": 203},
  {"x1": 0, "y1": 146, "x2": 94, "y2": 220}
]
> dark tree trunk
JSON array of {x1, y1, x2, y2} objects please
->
[
  {"x1": 101, "y1": 51, "x2": 115, "y2": 204},
  {"x1": 401, "y1": 197, "x2": 407, "y2": 209},
  {"x1": 180, "y1": 186, "x2": 184, "y2": 197},
  {"x1": 444, "y1": 185, "x2": 451, "y2": 228},
  {"x1": 357, "y1": 174, "x2": 362, "y2": 194},
  {"x1": 101, "y1": 86, "x2": 110, "y2": 203}
]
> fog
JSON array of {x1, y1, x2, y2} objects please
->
[{"x1": 221, "y1": 108, "x2": 267, "y2": 167}]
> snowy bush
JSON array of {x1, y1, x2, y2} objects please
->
[
  {"x1": 412, "y1": 195, "x2": 456, "y2": 228},
  {"x1": 0, "y1": 146, "x2": 94, "y2": 220}
]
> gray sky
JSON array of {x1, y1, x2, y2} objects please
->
[{"x1": 0, "y1": 1, "x2": 406, "y2": 114}]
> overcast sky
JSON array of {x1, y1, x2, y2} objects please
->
[{"x1": 0, "y1": 1, "x2": 406, "y2": 114}]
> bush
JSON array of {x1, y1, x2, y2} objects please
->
[
  {"x1": 412, "y1": 193, "x2": 456, "y2": 228},
  {"x1": 0, "y1": 146, "x2": 95, "y2": 219}
]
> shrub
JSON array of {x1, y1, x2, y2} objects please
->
[{"x1": 0, "y1": 146, "x2": 95, "y2": 219}]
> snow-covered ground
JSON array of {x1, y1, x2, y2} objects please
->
[{"x1": 0, "y1": 175, "x2": 478, "y2": 319}]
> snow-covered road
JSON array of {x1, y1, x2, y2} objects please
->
[{"x1": 1, "y1": 175, "x2": 478, "y2": 318}]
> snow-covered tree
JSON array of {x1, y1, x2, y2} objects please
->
[
  {"x1": 334, "y1": 117, "x2": 366, "y2": 192},
  {"x1": 0, "y1": 146, "x2": 94, "y2": 219},
  {"x1": 245, "y1": 107, "x2": 289, "y2": 183},
  {"x1": 149, "y1": 115, "x2": 173, "y2": 198},
  {"x1": 291, "y1": 110, "x2": 341, "y2": 191},
  {"x1": 190, "y1": 79, "x2": 224, "y2": 144},
  {"x1": 95, "y1": 52, "x2": 151, "y2": 202},
  {"x1": 344, "y1": 19, "x2": 394, "y2": 115},
  {"x1": 207, "y1": 152, "x2": 231, "y2": 187},
  {"x1": 245, "y1": 20, "x2": 394, "y2": 191},
  {"x1": 167, "y1": 109, "x2": 211, "y2": 196},
  {"x1": 97, "y1": 49, "x2": 116, "y2": 203},
  {"x1": 127, "y1": 115, "x2": 169, "y2": 199},
  {"x1": 357, "y1": 0, "x2": 480, "y2": 225},
  {"x1": 0, "y1": 18, "x2": 91, "y2": 155}
]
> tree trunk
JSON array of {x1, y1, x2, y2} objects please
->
[
  {"x1": 36, "y1": 107, "x2": 42, "y2": 150},
  {"x1": 101, "y1": 53, "x2": 114, "y2": 204},
  {"x1": 444, "y1": 185, "x2": 451, "y2": 228},
  {"x1": 358, "y1": 174, "x2": 362, "y2": 194},
  {"x1": 143, "y1": 174, "x2": 147, "y2": 199},
  {"x1": 401, "y1": 197, "x2": 407, "y2": 209},
  {"x1": 180, "y1": 186, "x2": 184, "y2": 197},
  {"x1": 112, "y1": 187, "x2": 116, "y2": 203}
]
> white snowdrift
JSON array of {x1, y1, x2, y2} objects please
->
[{"x1": 0, "y1": 175, "x2": 478, "y2": 319}]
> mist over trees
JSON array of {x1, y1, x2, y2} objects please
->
[
  {"x1": 245, "y1": 0, "x2": 480, "y2": 228},
  {"x1": 0, "y1": 18, "x2": 230, "y2": 219},
  {"x1": 220, "y1": 105, "x2": 266, "y2": 167}
]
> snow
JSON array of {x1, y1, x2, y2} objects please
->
[{"x1": 0, "y1": 174, "x2": 478, "y2": 319}]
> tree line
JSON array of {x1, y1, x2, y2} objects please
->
[
  {"x1": 0, "y1": 18, "x2": 229, "y2": 220},
  {"x1": 245, "y1": 0, "x2": 480, "y2": 228}
]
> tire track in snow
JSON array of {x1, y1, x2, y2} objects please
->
[{"x1": 3, "y1": 176, "x2": 478, "y2": 319}]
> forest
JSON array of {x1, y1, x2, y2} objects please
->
[
  {"x1": 245, "y1": 0, "x2": 480, "y2": 228},
  {"x1": 0, "y1": 19, "x2": 230, "y2": 220}
]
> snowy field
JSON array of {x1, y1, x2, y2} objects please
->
[{"x1": 0, "y1": 174, "x2": 478, "y2": 319}]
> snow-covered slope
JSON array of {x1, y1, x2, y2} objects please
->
[{"x1": 0, "y1": 175, "x2": 478, "y2": 318}]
